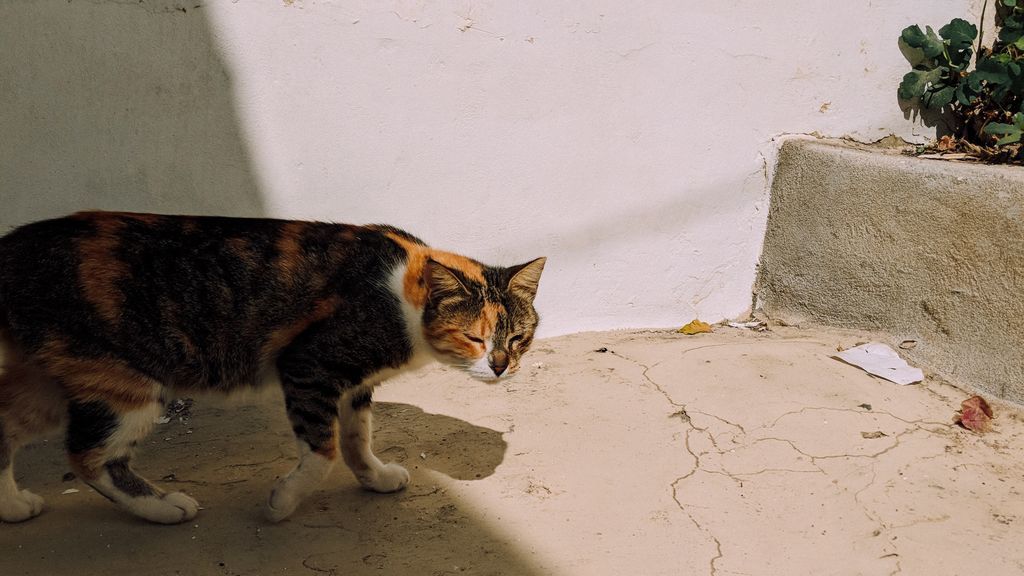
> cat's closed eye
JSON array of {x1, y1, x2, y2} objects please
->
[{"x1": 464, "y1": 333, "x2": 485, "y2": 344}]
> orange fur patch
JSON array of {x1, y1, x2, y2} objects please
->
[
  {"x1": 77, "y1": 217, "x2": 129, "y2": 326},
  {"x1": 384, "y1": 232, "x2": 486, "y2": 308},
  {"x1": 0, "y1": 333, "x2": 67, "y2": 441},
  {"x1": 260, "y1": 295, "x2": 342, "y2": 360},
  {"x1": 36, "y1": 338, "x2": 160, "y2": 411},
  {"x1": 68, "y1": 449, "x2": 105, "y2": 480},
  {"x1": 478, "y1": 302, "x2": 502, "y2": 336},
  {"x1": 276, "y1": 222, "x2": 308, "y2": 278},
  {"x1": 314, "y1": 419, "x2": 340, "y2": 460},
  {"x1": 226, "y1": 236, "x2": 257, "y2": 267}
]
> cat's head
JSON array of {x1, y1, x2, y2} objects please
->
[{"x1": 421, "y1": 257, "x2": 546, "y2": 382}]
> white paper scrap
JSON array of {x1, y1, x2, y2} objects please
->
[
  {"x1": 834, "y1": 342, "x2": 923, "y2": 385},
  {"x1": 728, "y1": 321, "x2": 760, "y2": 329}
]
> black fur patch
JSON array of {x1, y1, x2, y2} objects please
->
[
  {"x1": 351, "y1": 389, "x2": 373, "y2": 410},
  {"x1": 0, "y1": 420, "x2": 10, "y2": 471},
  {"x1": 105, "y1": 457, "x2": 156, "y2": 497},
  {"x1": 66, "y1": 401, "x2": 117, "y2": 455}
]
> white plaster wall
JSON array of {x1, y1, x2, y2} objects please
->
[{"x1": 1, "y1": 1, "x2": 979, "y2": 336}]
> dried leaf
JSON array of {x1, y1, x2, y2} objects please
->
[
  {"x1": 861, "y1": 431, "x2": 888, "y2": 439},
  {"x1": 678, "y1": 319, "x2": 713, "y2": 335},
  {"x1": 936, "y1": 135, "x2": 958, "y2": 151},
  {"x1": 956, "y1": 395, "x2": 994, "y2": 433}
]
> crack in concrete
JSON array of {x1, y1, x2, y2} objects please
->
[
  {"x1": 302, "y1": 555, "x2": 338, "y2": 575},
  {"x1": 610, "y1": 349, "x2": 730, "y2": 575},
  {"x1": 608, "y1": 346, "x2": 966, "y2": 576},
  {"x1": 762, "y1": 406, "x2": 952, "y2": 432}
]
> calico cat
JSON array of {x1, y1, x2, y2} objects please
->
[{"x1": 0, "y1": 211, "x2": 545, "y2": 524}]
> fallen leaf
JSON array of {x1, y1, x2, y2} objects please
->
[
  {"x1": 678, "y1": 319, "x2": 712, "y2": 335},
  {"x1": 936, "y1": 135, "x2": 957, "y2": 152},
  {"x1": 956, "y1": 395, "x2": 994, "y2": 433},
  {"x1": 861, "y1": 431, "x2": 888, "y2": 439}
]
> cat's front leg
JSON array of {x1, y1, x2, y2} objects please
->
[
  {"x1": 266, "y1": 378, "x2": 341, "y2": 522},
  {"x1": 339, "y1": 387, "x2": 409, "y2": 493}
]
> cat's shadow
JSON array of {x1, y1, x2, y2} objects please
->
[
  {"x1": 7, "y1": 400, "x2": 540, "y2": 576},
  {"x1": 372, "y1": 401, "x2": 508, "y2": 481}
]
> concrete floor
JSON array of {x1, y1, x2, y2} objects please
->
[{"x1": 2, "y1": 327, "x2": 1023, "y2": 575}]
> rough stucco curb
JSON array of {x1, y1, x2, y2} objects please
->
[{"x1": 756, "y1": 139, "x2": 1024, "y2": 403}]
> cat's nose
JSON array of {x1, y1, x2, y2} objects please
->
[{"x1": 490, "y1": 351, "x2": 509, "y2": 376}]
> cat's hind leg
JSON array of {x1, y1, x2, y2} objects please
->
[
  {"x1": 65, "y1": 398, "x2": 199, "y2": 524},
  {"x1": 0, "y1": 347, "x2": 66, "y2": 523},
  {"x1": 0, "y1": 420, "x2": 45, "y2": 523},
  {"x1": 41, "y1": 353, "x2": 199, "y2": 524},
  {"x1": 339, "y1": 387, "x2": 409, "y2": 493}
]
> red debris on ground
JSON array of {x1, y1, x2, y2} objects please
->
[{"x1": 956, "y1": 395, "x2": 994, "y2": 433}]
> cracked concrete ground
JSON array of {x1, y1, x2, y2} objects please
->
[{"x1": 2, "y1": 327, "x2": 1023, "y2": 575}]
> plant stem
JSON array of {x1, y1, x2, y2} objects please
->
[{"x1": 978, "y1": 0, "x2": 988, "y2": 67}]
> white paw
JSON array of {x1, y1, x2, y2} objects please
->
[
  {"x1": 0, "y1": 489, "x2": 45, "y2": 523},
  {"x1": 362, "y1": 463, "x2": 410, "y2": 493},
  {"x1": 127, "y1": 491, "x2": 200, "y2": 524},
  {"x1": 265, "y1": 482, "x2": 299, "y2": 523}
]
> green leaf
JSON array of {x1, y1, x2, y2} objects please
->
[
  {"x1": 1000, "y1": 16, "x2": 1024, "y2": 44},
  {"x1": 901, "y1": 25, "x2": 945, "y2": 59},
  {"x1": 939, "y1": 18, "x2": 978, "y2": 67},
  {"x1": 984, "y1": 122, "x2": 1023, "y2": 145},
  {"x1": 956, "y1": 82, "x2": 978, "y2": 105},
  {"x1": 985, "y1": 123, "x2": 1018, "y2": 135},
  {"x1": 1006, "y1": 0, "x2": 1018, "y2": 7},
  {"x1": 898, "y1": 68, "x2": 944, "y2": 100},
  {"x1": 976, "y1": 58, "x2": 1010, "y2": 85},
  {"x1": 967, "y1": 73, "x2": 984, "y2": 92},
  {"x1": 999, "y1": 31, "x2": 1024, "y2": 45},
  {"x1": 925, "y1": 85, "x2": 956, "y2": 109}
]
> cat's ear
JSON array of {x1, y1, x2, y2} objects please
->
[
  {"x1": 425, "y1": 259, "x2": 470, "y2": 299},
  {"x1": 507, "y1": 257, "x2": 546, "y2": 301}
]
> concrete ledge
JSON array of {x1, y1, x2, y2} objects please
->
[{"x1": 757, "y1": 139, "x2": 1024, "y2": 403}]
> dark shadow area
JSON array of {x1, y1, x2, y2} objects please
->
[
  {"x1": 2, "y1": 401, "x2": 544, "y2": 576},
  {"x1": 896, "y1": 38, "x2": 957, "y2": 138},
  {"x1": 0, "y1": 0, "x2": 265, "y2": 233},
  {"x1": 0, "y1": 5, "x2": 547, "y2": 573}
]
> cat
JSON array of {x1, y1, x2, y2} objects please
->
[{"x1": 0, "y1": 211, "x2": 546, "y2": 524}]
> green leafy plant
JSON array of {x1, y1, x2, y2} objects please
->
[
  {"x1": 985, "y1": 111, "x2": 1024, "y2": 143},
  {"x1": 899, "y1": 0, "x2": 1024, "y2": 161},
  {"x1": 898, "y1": 18, "x2": 979, "y2": 109}
]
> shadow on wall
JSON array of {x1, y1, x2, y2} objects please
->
[{"x1": 0, "y1": 0, "x2": 265, "y2": 232}]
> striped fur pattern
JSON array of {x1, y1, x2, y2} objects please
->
[{"x1": 0, "y1": 212, "x2": 545, "y2": 524}]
